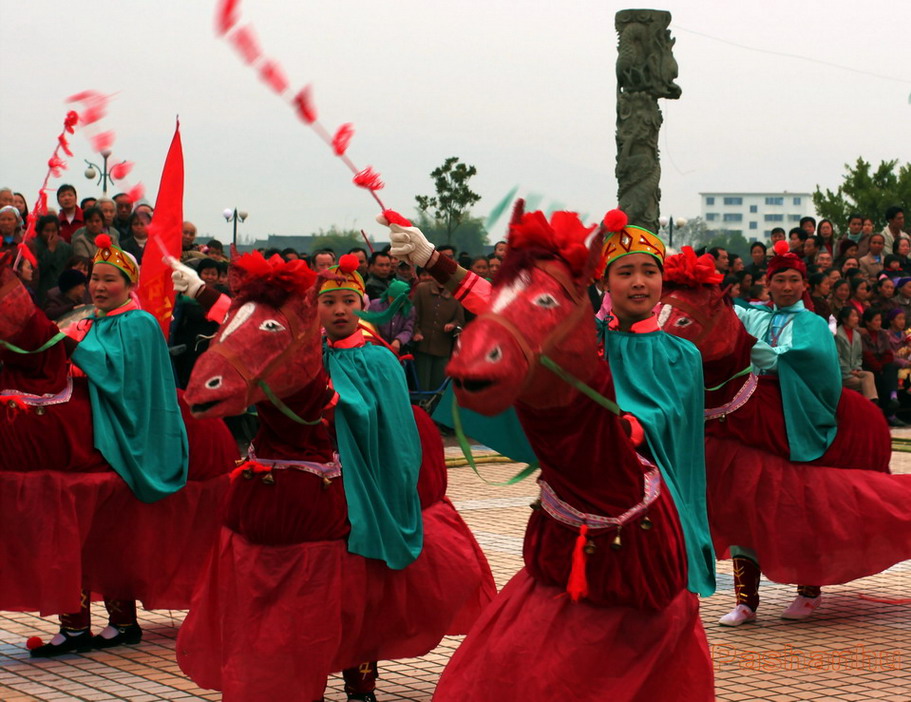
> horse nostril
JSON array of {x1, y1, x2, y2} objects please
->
[
  {"x1": 453, "y1": 378, "x2": 463, "y2": 389},
  {"x1": 205, "y1": 376, "x2": 223, "y2": 389},
  {"x1": 486, "y1": 346, "x2": 503, "y2": 363}
]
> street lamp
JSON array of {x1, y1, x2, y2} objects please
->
[
  {"x1": 83, "y1": 150, "x2": 124, "y2": 196},
  {"x1": 223, "y1": 208, "x2": 248, "y2": 247},
  {"x1": 658, "y1": 216, "x2": 688, "y2": 248}
]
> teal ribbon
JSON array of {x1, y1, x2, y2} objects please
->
[
  {"x1": 257, "y1": 379, "x2": 323, "y2": 425},
  {"x1": 704, "y1": 365, "x2": 751, "y2": 392}
]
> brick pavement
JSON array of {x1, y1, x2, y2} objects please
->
[{"x1": 1, "y1": 445, "x2": 909, "y2": 701}]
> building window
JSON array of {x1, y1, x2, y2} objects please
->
[
  {"x1": 764, "y1": 214, "x2": 784, "y2": 222},
  {"x1": 723, "y1": 197, "x2": 743, "y2": 205},
  {"x1": 749, "y1": 222, "x2": 758, "y2": 230},
  {"x1": 723, "y1": 213, "x2": 743, "y2": 222},
  {"x1": 793, "y1": 197, "x2": 801, "y2": 206},
  {"x1": 706, "y1": 197, "x2": 715, "y2": 205},
  {"x1": 749, "y1": 205, "x2": 758, "y2": 213},
  {"x1": 765, "y1": 197, "x2": 784, "y2": 206},
  {"x1": 706, "y1": 213, "x2": 718, "y2": 222},
  {"x1": 788, "y1": 214, "x2": 801, "y2": 222}
]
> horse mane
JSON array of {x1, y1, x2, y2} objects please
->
[
  {"x1": 231, "y1": 251, "x2": 316, "y2": 307},
  {"x1": 663, "y1": 246, "x2": 724, "y2": 289},
  {"x1": 499, "y1": 210, "x2": 596, "y2": 285}
]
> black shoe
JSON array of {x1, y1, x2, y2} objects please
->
[
  {"x1": 347, "y1": 694, "x2": 377, "y2": 702},
  {"x1": 91, "y1": 623, "x2": 142, "y2": 649},
  {"x1": 30, "y1": 629, "x2": 94, "y2": 657}
]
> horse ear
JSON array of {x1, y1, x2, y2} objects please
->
[{"x1": 582, "y1": 226, "x2": 605, "y2": 283}]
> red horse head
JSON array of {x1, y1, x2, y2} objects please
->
[
  {"x1": 184, "y1": 252, "x2": 321, "y2": 418},
  {"x1": 447, "y1": 210, "x2": 603, "y2": 415},
  {"x1": 658, "y1": 247, "x2": 744, "y2": 362}
]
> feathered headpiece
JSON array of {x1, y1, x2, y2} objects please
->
[
  {"x1": 663, "y1": 246, "x2": 724, "y2": 288},
  {"x1": 600, "y1": 209, "x2": 666, "y2": 273},
  {"x1": 766, "y1": 240, "x2": 807, "y2": 280},
  {"x1": 92, "y1": 234, "x2": 139, "y2": 283},
  {"x1": 232, "y1": 251, "x2": 317, "y2": 307},
  {"x1": 318, "y1": 253, "x2": 366, "y2": 296}
]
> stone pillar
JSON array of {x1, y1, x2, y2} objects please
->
[{"x1": 614, "y1": 9, "x2": 681, "y2": 234}]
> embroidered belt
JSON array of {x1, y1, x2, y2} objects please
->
[
  {"x1": 538, "y1": 458, "x2": 661, "y2": 533},
  {"x1": 246, "y1": 445, "x2": 342, "y2": 480},
  {"x1": 0, "y1": 377, "x2": 74, "y2": 407},
  {"x1": 704, "y1": 372, "x2": 758, "y2": 422}
]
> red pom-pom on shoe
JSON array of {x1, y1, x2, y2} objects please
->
[
  {"x1": 337, "y1": 253, "x2": 359, "y2": 274},
  {"x1": 773, "y1": 240, "x2": 790, "y2": 256},
  {"x1": 603, "y1": 209, "x2": 628, "y2": 232},
  {"x1": 26, "y1": 636, "x2": 43, "y2": 650},
  {"x1": 95, "y1": 234, "x2": 113, "y2": 249}
]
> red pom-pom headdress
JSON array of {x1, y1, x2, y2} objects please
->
[
  {"x1": 232, "y1": 251, "x2": 317, "y2": 307},
  {"x1": 318, "y1": 253, "x2": 366, "y2": 297},
  {"x1": 600, "y1": 208, "x2": 666, "y2": 274},
  {"x1": 663, "y1": 246, "x2": 725, "y2": 288},
  {"x1": 92, "y1": 233, "x2": 139, "y2": 283},
  {"x1": 766, "y1": 240, "x2": 807, "y2": 280}
]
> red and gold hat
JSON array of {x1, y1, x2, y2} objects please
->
[
  {"x1": 600, "y1": 209, "x2": 666, "y2": 271},
  {"x1": 318, "y1": 253, "x2": 366, "y2": 296},
  {"x1": 92, "y1": 234, "x2": 139, "y2": 283}
]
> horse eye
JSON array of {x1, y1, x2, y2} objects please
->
[
  {"x1": 674, "y1": 317, "x2": 693, "y2": 327},
  {"x1": 259, "y1": 319, "x2": 286, "y2": 332},
  {"x1": 533, "y1": 294, "x2": 559, "y2": 309}
]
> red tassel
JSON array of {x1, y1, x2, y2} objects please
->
[
  {"x1": 110, "y1": 161, "x2": 134, "y2": 180},
  {"x1": 90, "y1": 131, "x2": 115, "y2": 153},
  {"x1": 566, "y1": 524, "x2": 590, "y2": 602},
  {"x1": 17, "y1": 243, "x2": 37, "y2": 268},
  {"x1": 126, "y1": 183, "x2": 145, "y2": 203},
  {"x1": 259, "y1": 59, "x2": 289, "y2": 95},
  {"x1": 230, "y1": 25, "x2": 262, "y2": 64},
  {"x1": 64, "y1": 110, "x2": 79, "y2": 133},
  {"x1": 57, "y1": 134, "x2": 73, "y2": 157},
  {"x1": 353, "y1": 167, "x2": 384, "y2": 191},
  {"x1": 293, "y1": 85, "x2": 318, "y2": 124},
  {"x1": 332, "y1": 123, "x2": 355, "y2": 156},
  {"x1": 215, "y1": 0, "x2": 240, "y2": 36},
  {"x1": 382, "y1": 209, "x2": 412, "y2": 227}
]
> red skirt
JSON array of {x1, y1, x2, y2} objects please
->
[
  {"x1": 706, "y1": 437, "x2": 911, "y2": 584},
  {"x1": 434, "y1": 568, "x2": 713, "y2": 702},
  {"x1": 176, "y1": 498, "x2": 496, "y2": 702},
  {"x1": 0, "y1": 470, "x2": 232, "y2": 614}
]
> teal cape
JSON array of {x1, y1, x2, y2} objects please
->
[
  {"x1": 71, "y1": 308, "x2": 188, "y2": 503},
  {"x1": 604, "y1": 328, "x2": 716, "y2": 597},
  {"x1": 435, "y1": 331, "x2": 715, "y2": 597},
  {"x1": 735, "y1": 300, "x2": 840, "y2": 461},
  {"x1": 327, "y1": 342, "x2": 423, "y2": 570}
]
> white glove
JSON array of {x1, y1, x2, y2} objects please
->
[
  {"x1": 377, "y1": 213, "x2": 436, "y2": 267},
  {"x1": 167, "y1": 256, "x2": 205, "y2": 298}
]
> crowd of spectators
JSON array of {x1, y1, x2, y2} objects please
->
[{"x1": 707, "y1": 207, "x2": 911, "y2": 426}]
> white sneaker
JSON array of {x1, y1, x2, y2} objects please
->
[
  {"x1": 780, "y1": 595, "x2": 822, "y2": 620},
  {"x1": 718, "y1": 604, "x2": 757, "y2": 626}
]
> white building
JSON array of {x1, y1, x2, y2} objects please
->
[{"x1": 699, "y1": 192, "x2": 815, "y2": 242}]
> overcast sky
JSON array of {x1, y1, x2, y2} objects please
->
[{"x1": 2, "y1": 0, "x2": 909, "y2": 245}]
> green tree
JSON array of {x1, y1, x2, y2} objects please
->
[
  {"x1": 415, "y1": 156, "x2": 482, "y2": 244},
  {"x1": 310, "y1": 226, "x2": 372, "y2": 254},
  {"x1": 413, "y1": 213, "x2": 489, "y2": 257},
  {"x1": 813, "y1": 158, "x2": 911, "y2": 233}
]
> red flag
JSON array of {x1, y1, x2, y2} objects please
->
[{"x1": 139, "y1": 120, "x2": 184, "y2": 338}]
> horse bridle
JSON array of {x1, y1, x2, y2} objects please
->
[{"x1": 209, "y1": 300, "x2": 319, "y2": 410}]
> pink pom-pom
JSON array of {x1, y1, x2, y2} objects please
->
[
  {"x1": 603, "y1": 209, "x2": 628, "y2": 232},
  {"x1": 332, "y1": 123, "x2": 354, "y2": 156},
  {"x1": 293, "y1": 86, "x2": 318, "y2": 124},
  {"x1": 95, "y1": 234, "x2": 113, "y2": 249},
  {"x1": 126, "y1": 183, "x2": 145, "y2": 203},
  {"x1": 110, "y1": 161, "x2": 134, "y2": 180},
  {"x1": 353, "y1": 167, "x2": 384, "y2": 192},
  {"x1": 90, "y1": 131, "x2": 115, "y2": 153},
  {"x1": 338, "y1": 253, "x2": 359, "y2": 274},
  {"x1": 215, "y1": 0, "x2": 240, "y2": 36},
  {"x1": 26, "y1": 636, "x2": 43, "y2": 651},
  {"x1": 229, "y1": 25, "x2": 262, "y2": 65},
  {"x1": 79, "y1": 104, "x2": 106, "y2": 126},
  {"x1": 382, "y1": 209, "x2": 412, "y2": 227},
  {"x1": 773, "y1": 240, "x2": 790, "y2": 256},
  {"x1": 259, "y1": 59, "x2": 289, "y2": 95}
]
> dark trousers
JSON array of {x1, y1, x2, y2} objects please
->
[{"x1": 59, "y1": 590, "x2": 137, "y2": 631}]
